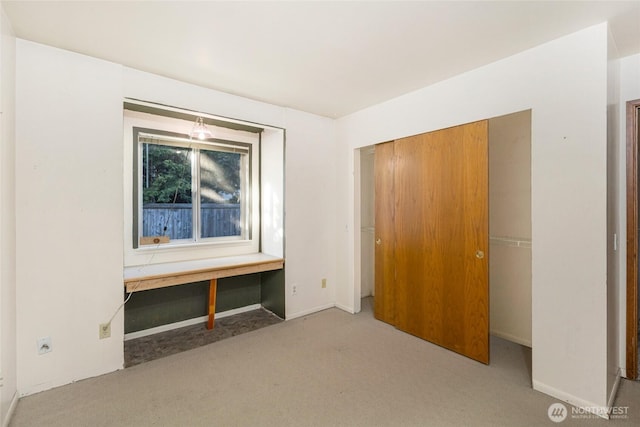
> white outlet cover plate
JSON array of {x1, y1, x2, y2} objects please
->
[{"x1": 37, "y1": 337, "x2": 52, "y2": 355}]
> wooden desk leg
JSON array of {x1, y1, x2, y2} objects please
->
[{"x1": 207, "y1": 278, "x2": 217, "y2": 330}]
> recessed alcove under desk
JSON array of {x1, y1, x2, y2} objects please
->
[{"x1": 123, "y1": 253, "x2": 285, "y2": 335}]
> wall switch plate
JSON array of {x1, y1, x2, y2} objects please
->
[
  {"x1": 321, "y1": 278, "x2": 327, "y2": 288},
  {"x1": 37, "y1": 337, "x2": 52, "y2": 355},
  {"x1": 99, "y1": 323, "x2": 111, "y2": 339}
]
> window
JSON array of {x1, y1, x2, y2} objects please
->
[
  {"x1": 123, "y1": 100, "x2": 283, "y2": 267},
  {"x1": 134, "y1": 130, "x2": 252, "y2": 247}
]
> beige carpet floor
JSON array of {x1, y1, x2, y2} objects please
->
[{"x1": 9, "y1": 298, "x2": 640, "y2": 426}]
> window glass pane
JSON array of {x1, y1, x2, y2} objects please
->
[
  {"x1": 142, "y1": 143, "x2": 193, "y2": 240},
  {"x1": 199, "y1": 149, "x2": 243, "y2": 238}
]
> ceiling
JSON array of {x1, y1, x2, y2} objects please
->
[{"x1": 4, "y1": 1, "x2": 640, "y2": 118}]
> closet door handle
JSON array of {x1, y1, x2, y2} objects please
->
[
  {"x1": 475, "y1": 250, "x2": 485, "y2": 259},
  {"x1": 376, "y1": 238, "x2": 382, "y2": 246}
]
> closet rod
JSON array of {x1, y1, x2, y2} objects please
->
[{"x1": 489, "y1": 236, "x2": 531, "y2": 248}]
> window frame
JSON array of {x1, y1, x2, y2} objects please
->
[{"x1": 133, "y1": 128, "x2": 253, "y2": 248}]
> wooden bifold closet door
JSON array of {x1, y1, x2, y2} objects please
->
[{"x1": 374, "y1": 121, "x2": 489, "y2": 364}]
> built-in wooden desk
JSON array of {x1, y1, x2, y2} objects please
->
[{"x1": 124, "y1": 253, "x2": 284, "y2": 329}]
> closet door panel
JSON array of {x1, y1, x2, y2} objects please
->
[
  {"x1": 393, "y1": 121, "x2": 489, "y2": 364},
  {"x1": 374, "y1": 141, "x2": 396, "y2": 325}
]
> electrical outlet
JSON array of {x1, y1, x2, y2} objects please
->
[
  {"x1": 321, "y1": 278, "x2": 327, "y2": 288},
  {"x1": 292, "y1": 284, "x2": 297, "y2": 296},
  {"x1": 37, "y1": 337, "x2": 52, "y2": 355},
  {"x1": 99, "y1": 323, "x2": 111, "y2": 339}
]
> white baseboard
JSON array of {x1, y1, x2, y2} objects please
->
[
  {"x1": 620, "y1": 367, "x2": 628, "y2": 379},
  {"x1": 286, "y1": 303, "x2": 336, "y2": 320},
  {"x1": 335, "y1": 302, "x2": 355, "y2": 314},
  {"x1": 124, "y1": 304, "x2": 262, "y2": 341},
  {"x1": 608, "y1": 368, "x2": 622, "y2": 408},
  {"x1": 2, "y1": 390, "x2": 18, "y2": 427},
  {"x1": 490, "y1": 329, "x2": 532, "y2": 348},
  {"x1": 533, "y1": 379, "x2": 609, "y2": 420}
]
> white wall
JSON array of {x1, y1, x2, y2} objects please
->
[
  {"x1": 281, "y1": 108, "x2": 337, "y2": 318},
  {"x1": 15, "y1": 40, "x2": 125, "y2": 395},
  {"x1": 620, "y1": 54, "x2": 640, "y2": 111},
  {"x1": 606, "y1": 28, "x2": 621, "y2": 406},
  {"x1": 15, "y1": 40, "x2": 338, "y2": 395},
  {"x1": 0, "y1": 3, "x2": 17, "y2": 425},
  {"x1": 337, "y1": 24, "x2": 610, "y2": 409},
  {"x1": 261, "y1": 126, "x2": 285, "y2": 259}
]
